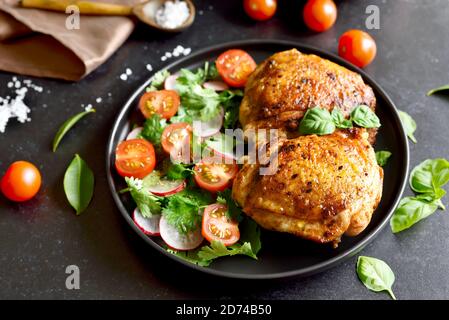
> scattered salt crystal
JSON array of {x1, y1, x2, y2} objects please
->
[
  {"x1": 166, "y1": 52, "x2": 172, "y2": 58},
  {"x1": 96, "y1": 97, "x2": 102, "y2": 103},
  {"x1": 85, "y1": 104, "x2": 93, "y2": 112},
  {"x1": 108, "y1": 92, "x2": 112, "y2": 97},
  {"x1": 198, "y1": 10, "x2": 204, "y2": 15},
  {"x1": 153, "y1": 0, "x2": 190, "y2": 29},
  {"x1": 15, "y1": 81, "x2": 21, "y2": 88},
  {"x1": 146, "y1": 64, "x2": 153, "y2": 71},
  {"x1": 7, "y1": 82, "x2": 13, "y2": 88},
  {"x1": 120, "y1": 74, "x2": 128, "y2": 81},
  {"x1": 173, "y1": 51, "x2": 180, "y2": 57},
  {"x1": 161, "y1": 56, "x2": 167, "y2": 61},
  {"x1": 183, "y1": 48, "x2": 191, "y2": 55},
  {"x1": 126, "y1": 68, "x2": 133, "y2": 76}
]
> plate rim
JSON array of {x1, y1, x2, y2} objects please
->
[{"x1": 106, "y1": 39, "x2": 410, "y2": 280}]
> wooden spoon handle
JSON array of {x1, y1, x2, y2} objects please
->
[{"x1": 20, "y1": 0, "x2": 133, "y2": 15}]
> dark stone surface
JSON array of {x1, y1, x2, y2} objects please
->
[{"x1": 1, "y1": 0, "x2": 449, "y2": 299}]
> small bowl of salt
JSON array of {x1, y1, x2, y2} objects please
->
[{"x1": 133, "y1": 0, "x2": 195, "y2": 33}]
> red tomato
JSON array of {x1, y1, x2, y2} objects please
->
[
  {"x1": 243, "y1": 0, "x2": 277, "y2": 21},
  {"x1": 194, "y1": 157, "x2": 238, "y2": 192},
  {"x1": 216, "y1": 49, "x2": 257, "y2": 87},
  {"x1": 161, "y1": 122, "x2": 192, "y2": 162},
  {"x1": 303, "y1": 0, "x2": 337, "y2": 32},
  {"x1": 115, "y1": 139, "x2": 156, "y2": 179},
  {"x1": 338, "y1": 29, "x2": 377, "y2": 68},
  {"x1": 1, "y1": 161, "x2": 41, "y2": 202},
  {"x1": 202, "y1": 203, "x2": 240, "y2": 246},
  {"x1": 138, "y1": 90, "x2": 180, "y2": 119}
]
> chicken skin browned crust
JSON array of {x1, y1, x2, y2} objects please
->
[
  {"x1": 232, "y1": 130, "x2": 383, "y2": 245},
  {"x1": 239, "y1": 49, "x2": 377, "y2": 140}
]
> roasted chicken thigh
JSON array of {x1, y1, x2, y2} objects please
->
[{"x1": 232, "y1": 129, "x2": 383, "y2": 246}]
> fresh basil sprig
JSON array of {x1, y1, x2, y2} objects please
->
[
  {"x1": 357, "y1": 256, "x2": 396, "y2": 300},
  {"x1": 299, "y1": 108, "x2": 336, "y2": 135},
  {"x1": 391, "y1": 158, "x2": 449, "y2": 233},
  {"x1": 299, "y1": 105, "x2": 380, "y2": 135},
  {"x1": 427, "y1": 84, "x2": 449, "y2": 96},
  {"x1": 52, "y1": 108, "x2": 95, "y2": 152},
  {"x1": 63, "y1": 154, "x2": 94, "y2": 215},
  {"x1": 376, "y1": 151, "x2": 392, "y2": 167},
  {"x1": 398, "y1": 110, "x2": 417, "y2": 144}
]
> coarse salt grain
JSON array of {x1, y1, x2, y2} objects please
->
[
  {"x1": 146, "y1": 64, "x2": 153, "y2": 71},
  {"x1": 96, "y1": 97, "x2": 102, "y2": 103},
  {"x1": 126, "y1": 68, "x2": 133, "y2": 76},
  {"x1": 120, "y1": 74, "x2": 128, "y2": 81},
  {"x1": 153, "y1": 0, "x2": 190, "y2": 29}
]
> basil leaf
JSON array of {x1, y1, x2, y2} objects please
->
[
  {"x1": 299, "y1": 108, "x2": 336, "y2": 135},
  {"x1": 63, "y1": 154, "x2": 94, "y2": 215},
  {"x1": 52, "y1": 109, "x2": 95, "y2": 152},
  {"x1": 410, "y1": 158, "x2": 449, "y2": 194},
  {"x1": 350, "y1": 105, "x2": 381, "y2": 128},
  {"x1": 357, "y1": 256, "x2": 396, "y2": 300},
  {"x1": 427, "y1": 84, "x2": 449, "y2": 96},
  {"x1": 416, "y1": 189, "x2": 446, "y2": 210},
  {"x1": 331, "y1": 108, "x2": 352, "y2": 129},
  {"x1": 375, "y1": 151, "x2": 392, "y2": 167},
  {"x1": 390, "y1": 196, "x2": 439, "y2": 233},
  {"x1": 398, "y1": 110, "x2": 417, "y2": 143}
]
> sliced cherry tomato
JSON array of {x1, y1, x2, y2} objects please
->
[
  {"x1": 244, "y1": 0, "x2": 277, "y2": 21},
  {"x1": 1, "y1": 161, "x2": 41, "y2": 202},
  {"x1": 194, "y1": 156, "x2": 238, "y2": 192},
  {"x1": 161, "y1": 122, "x2": 192, "y2": 162},
  {"x1": 216, "y1": 49, "x2": 257, "y2": 87},
  {"x1": 138, "y1": 90, "x2": 180, "y2": 119},
  {"x1": 202, "y1": 203, "x2": 240, "y2": 246},
  {"x1": 115, "y1": 139, "x2": 156, "y2": 179},
  {"x1": 303, "y1": 0, "x2": 337, "y2": 32},
  {"x1": 338, "y1": 29, "x2": 377, "y2": 68}
]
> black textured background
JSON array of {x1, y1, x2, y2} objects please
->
[{"x1": 1, "y1": 0, "x2": 449, "y2": 299}]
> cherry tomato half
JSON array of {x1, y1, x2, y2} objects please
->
[
  {"x1": 138, "y1": 90, "x2": 180, "y2": 119},
  {"x1": 194, "y1": 156, "x2": 239, "y2": 193},
  {"x1": 115, "y1": 139, "x2": 156, "y2": 179},
  {"x1": 1, "y1": 161, "x2": 41, "y2": 202},
  {"x1": 216, "y1": 49, "x2": 257, "y2": 88},
  {"x1": 338, "y1": 29, "x2": 377, "y2": 68},
  {"x1": 161, "y1": 122, "x2": 192, "y2": 162},
  {"x1": 202, "y1": 203, "x2": 240, "y2": 246},
  {"x1": 303, "y1": 0, "x2": 337, "y2": 32},
  {"x1": 244, "y1": 0, "x2": 277, "y2": 21}
]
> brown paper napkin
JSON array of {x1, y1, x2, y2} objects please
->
[{"x1": 0, "y1": 0, "x2": 142, "y2": 81}]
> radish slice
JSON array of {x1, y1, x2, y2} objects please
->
[
  {"x1": 164, "y1": 74, "x2": 179, "y2": 91},
  {"x1": 160, "y1": 216, "x2": 204, "y2": 251},
  {"x1": 205, "y1": 133, "x2": 236, "y2": 160},
  {"x1": 146, "y1": 178, "x2": 186, "y2": 197},
  {"x1": 193, "y1": 107, "x2": 224, "y2": 138},
  {"x1": 203, "y1": 81, "x2": 229, "y2": 91},
  {"x1": 133, "y1": 208, "x2": 161, "y2": 236},
  {"x1": 126, "y1": 127, "x2": 143, "y2": 140}
]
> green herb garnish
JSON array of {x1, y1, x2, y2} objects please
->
[{"x1": 357, "y1": 256, "x2": 396, "y2": 300}]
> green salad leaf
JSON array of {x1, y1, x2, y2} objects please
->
[
  {"x1": 167, "y1": 248, "x2": 212, "y2": 267},
  {"x1": 398, "y1": 110, "x2": 417, "y2": 143},
  {"x1": 239, "y1": 217, "x2": 262, "y2": 255},
  {"x1": 427, "y1": 84, "x2": 449, "y2": 96},
  {"x1": 350, "y1": 105, "x2": 381, "y2": 128},
  {"x1": 146, "y1": 70, "x2": 170, "y2": 92},
  {"x1": 63, "y1": 154, "x2": 94, "y2": 215},
  {"x1": 139, "y1": 114, "x2": 167, "y2": 148},
  {"x1": 162, "y1": 189, "x2": 212, "y2": 233},
  {"x1": 357, "y1": 256, "x2": 396, "y2": 300},
  {"x1": 166, "y1": 163, "x2": 194, "y2": 180},
  {"x1": 52, "y1": 108, "x2": 95, "y2": 152},
  {"x1": 124, "y1": 177, "x2": 162, "y2": 218},
  {"x1": 217, "y1": 189, "x2": 243, "y2": 221},
  {"x1": 376, "y1": 151, "x2": 392, "y2": 167},
  {"x1": 198, "y1": 241, "x2": 257, "y2": 261}
]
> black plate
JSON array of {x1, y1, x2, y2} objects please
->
[{"x1": 106, "y1": 40, "x2": 409, "y2": 279}]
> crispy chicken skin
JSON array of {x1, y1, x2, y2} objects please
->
[
  {"x1": 232, "y1": 129, "x2": 383, "y2": 245},
  {"x1": 240, "y1": 49, "x2": 377, "y2": 139}
]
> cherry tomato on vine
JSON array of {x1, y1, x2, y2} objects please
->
[
  {"x1": 338, "y1": 29, "x2": 377, "y2": 68},
  {"x1": 1, "y1": 161, "x2": 42, "y2": 202},
  {"x1": 243, "y1": 0, "x2": 277, "y2": 21},
  {"x1": 303, "y1": 0, "x2": 337, "y2": 32}
]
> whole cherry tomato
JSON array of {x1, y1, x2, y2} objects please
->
[
  {"x1": 303, "y1": 0, "x2": 337, "y2": 32},
  {"x1": 1, "y1": 161, "x2": 42, "y2": 202},
  {"x1": 338, "y1": 29, "x2": 377, "y2": 68},
  {"x1": 243, "y1": 0, "x2": 277, "y2": 21}
]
